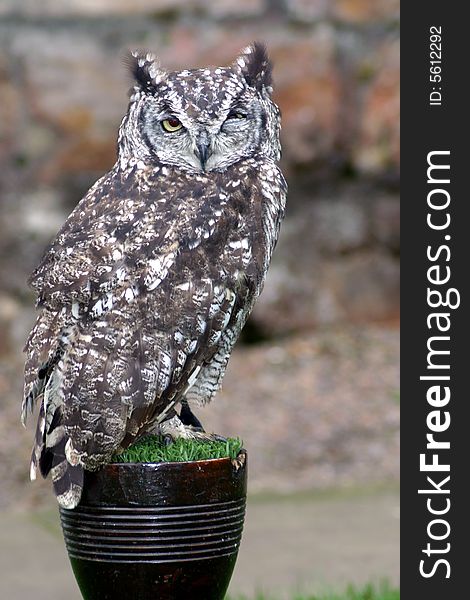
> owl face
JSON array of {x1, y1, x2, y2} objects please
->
[{"x1": 119, "y1": 43, "x2": 281, "y2": 172}]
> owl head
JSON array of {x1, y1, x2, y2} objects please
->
[{"x1": 118, "y1": 43, "x2": 281, "y2": 172}]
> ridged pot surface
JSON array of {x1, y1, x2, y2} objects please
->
[{"x1": 59, "y1": 451, "x2": 247, "y2": 600}]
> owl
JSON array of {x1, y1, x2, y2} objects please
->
[{"x1": 22, "y1": 42, "x2": 287, "y2": 509}]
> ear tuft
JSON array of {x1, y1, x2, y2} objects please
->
[
  {"x1": 233, "y1": 42, "x2": 273, "y2": 92},
  {"x1": 124, "y1": 50, "x2": 166, "y2": 93}
]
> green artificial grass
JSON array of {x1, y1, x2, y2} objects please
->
[
  {"x1": 111, "y1": 434, "x2": 243, "y2": 464},
  {"x1": 225, "y1": 582, "x2": 399, "y2": 600}
]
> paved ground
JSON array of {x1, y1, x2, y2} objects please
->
[{"x1": 0, "y1": 488, "x2": 399, "y2": 599}]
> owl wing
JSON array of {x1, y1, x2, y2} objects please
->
[{"x1": 25, "y1": 167, "x2": 261, "y2": 505}]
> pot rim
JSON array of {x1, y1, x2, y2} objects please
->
[{"x1": 68, "y1": 449, "x2": 247, "y2": 517}]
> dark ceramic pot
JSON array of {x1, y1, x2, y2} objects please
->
[{"x1": 59, "y1": 451, "x2": 247, "y2": 600}]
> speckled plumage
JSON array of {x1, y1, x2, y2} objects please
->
[{"x1": 22, "y1": 43, "x2": 287, "y2": 509}]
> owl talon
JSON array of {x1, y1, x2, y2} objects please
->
[
  {"x1": 209, "y1": 433, "x2": 228, "y2": 443},
  {"x1": 179, "y1": 400, "x2": 205, "y2": 431}
]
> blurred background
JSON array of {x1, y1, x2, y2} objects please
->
[{"x1": 0, "y1": 1, "x2": 399, "y2": 598}]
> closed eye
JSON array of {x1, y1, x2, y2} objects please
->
[{"x1": 226, "y1": 110, "x2": 247, "y2": 120}]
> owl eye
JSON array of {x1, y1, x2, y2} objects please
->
[
  {"x1": 162, "y1": 118, "x2": 183, "y2": 132},
  {"x1": 226, "y1": 110, "x2": 247, "y2": 120}
]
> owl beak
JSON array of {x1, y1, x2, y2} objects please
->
[{"x1": 195, "y1": 135, "x2": 213, "y2": 171}]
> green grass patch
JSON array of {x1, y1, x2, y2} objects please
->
[
  {"x1": 111, "y1": 435, "x2": 243, "y2": 464},
  {"x1": 225, "y1": 582, "x2": 399, "y2": 600}
]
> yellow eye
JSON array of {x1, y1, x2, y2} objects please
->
[{"x1": 162, "y1": 118, "x2": 183, "y2": 132}]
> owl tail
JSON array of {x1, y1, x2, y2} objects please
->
[
  {"x1": 30, "y1": 403, "x2": 84, "y2": 509},
  {"x1": 50, "y1": 436, "x2": 84, "y2": 510}
]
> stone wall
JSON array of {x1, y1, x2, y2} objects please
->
[{"x1": 0, "y1": 0, "x2": 399, "y2": 345}]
